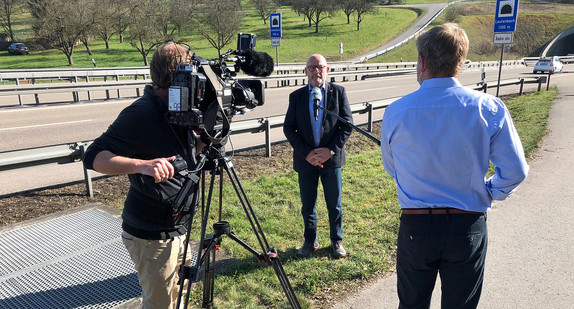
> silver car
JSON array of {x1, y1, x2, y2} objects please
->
[{"x1": 533, "y1": 56, "x2": 563, "y2": 74}]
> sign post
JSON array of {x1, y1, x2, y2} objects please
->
[
  {"x1": 270, "y1": 12, "x2": 282, "y2": 67},
  {"x1": 493, "y1": 0, "x2": 519, "y2": 96}
]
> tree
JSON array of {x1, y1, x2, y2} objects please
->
[
  {"x1": 337, "y1": 0, "x2": 356, "y2": 24},
  {"x1": 28, "y1": 0, "x2": 93, "y2": 66},
  {"x1": 196, "y1": 0, "x2": 241, "y2": 57},
  {"x1": 127, "y1": 0, "x2": 164, "y2": 66},
  {"x1": 291, "y1": 0, "x2": 314, "y2": 27},
  {"x1": 0, "y1": 0, "x2": 23, "y2": 42},
  {"x1": 93, "y1": 0, "x2": 124, "y2": 51},
  {"x1": 250, "y1": 0, "x2": 278, "y2": 25},
  {"x1": 309, "y1": 0, "x2": 337, "y2": 33},
  {"x1": 354, "y1": 0, "x2": 374, "y2": 31}
]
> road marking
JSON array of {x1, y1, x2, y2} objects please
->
[
  {"x1": 0, "y1": 100, "x2": 132, "y2": 113},
  {"x1": 0, "y1": 119, "x2": 92, "y2": 131}
]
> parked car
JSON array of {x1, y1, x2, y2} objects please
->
[
  {"x1": 7, "y1": 42, "x2": 29, "y2": 55},
  {"x1": 533, "y1": 56, "x2": 563, "y2": 74}
]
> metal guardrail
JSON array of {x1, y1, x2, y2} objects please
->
[
  {"x1": 0, "y1": 76, "x2": 547, "y2": 196},
  {"x1": 0, "y1": 60, "x2": 526, "y2": 106}
]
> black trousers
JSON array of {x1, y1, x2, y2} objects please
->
[{"x1": 396, "y1": 213, "x2": 488, "y2": 309}]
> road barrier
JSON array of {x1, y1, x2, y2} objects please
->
[
  {"x1": 0, "y1": 76, "x2": 547, "y2": 197},
  {"x1": 1, "y1": 60, "x2": 527, "y2": 107}
]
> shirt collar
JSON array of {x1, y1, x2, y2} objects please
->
[{"x1": 420, "y1": 77, "x2": 462, "y2": 89}]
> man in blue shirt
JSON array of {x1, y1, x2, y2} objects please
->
[
  {"x1": 284, "y1": 54, "x2": 353, "y2": 259},
  {"x1": 380, "y1": 24, "x2": 528, "y2": 308}
]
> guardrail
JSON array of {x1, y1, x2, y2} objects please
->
[
  {"x1": 0, "y1": 60, "x2": 527, "y2": 107},
  {"x1": 0, "y1": 76, "x2": 547, "y2": 196}
]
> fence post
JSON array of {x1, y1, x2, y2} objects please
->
[
  {"x1": 16, "y1": 78, "x2": 23, "y2": 105},
  {"x1": 135, "y1": 75, "x2": 141, "y2": 97},
  {"x1": 86, "y1": 76, "x2": 92, "y2": 100},
  {"x1": 519, "y1": 79, "x2": 524, "y2": 95},
  {"x1": 32, "y1": 78, "x2": 40, "y2": 104},
  {"x1": 367, "y1": 103, "x2": 374, "y2": 132},
  {"x1": 483, "y1": 83, "x2": 488, "y2": 93},
  {"x1": 264, "y1": 118, "x2": 272, "y2": 157},
  {"x1": 104, "y1": 76, "x2": 110, "y2": 99},
  {"x1": 78, "y1": 143, "x2": 94, "y2": 197}
]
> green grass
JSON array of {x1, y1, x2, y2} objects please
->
[
  {"x1": 181, "y1": 88, "x2": 556, "y2": 308},
  {"x1": 370, "y1": 2, "x2": 574, "y2": 63},
  {"x1": 0, "y1": 6, "x2": 418, "y2": 69}
]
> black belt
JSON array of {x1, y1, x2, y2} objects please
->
[{"x1": 401, "y1": 208, "x2": 485, "y2": 215}]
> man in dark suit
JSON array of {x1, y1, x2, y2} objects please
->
[{"x1": 284, "y1": 54, "x2": 353, "y2": 259}]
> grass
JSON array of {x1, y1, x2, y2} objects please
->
[
  {"x1": 0, "y1": 6, "x2": 419, "y2": 69},
  {"x1": 370, "y1": 2, "x2": 574, "y2": 63},
  {"x1": 182, "y1": 88, "x2": 556, "y2": 308}
]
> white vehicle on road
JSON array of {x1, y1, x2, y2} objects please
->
[{"x1": 533, "y1": 56, "x2": 563, "y2": 74}]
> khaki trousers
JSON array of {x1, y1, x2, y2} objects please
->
[{"x1": 122, "y1": 231, "x2": 192, "y2": 309}]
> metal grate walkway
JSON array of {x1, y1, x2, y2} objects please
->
[{"x1": 0, "y1": 206, "x2": 141, "y2": 309}]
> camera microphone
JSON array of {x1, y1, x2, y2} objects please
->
[
  {"x1": 237, "y1": 50, "x2": 274, "y2": 77},
  {"x1": 311, "y1": 87, "x2": 322, "y2": 120}
]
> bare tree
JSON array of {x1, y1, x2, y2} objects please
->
[
  {"x1": 249, "y1": 0, "x2": 278, "y2": 25},
  {"x1": 196, "y1": 0, "x2": 241, "y2": 57},
  {"x1": 28, "y1": 0, "x2": 92, "y2": 66},
  {"x1": 337, "y1": 0, "x2": 356, "y2": 24},
  {"x1": 114, "y1": 0, "x2": 133, "y2": 43},
  {"x1": 0, "y1": 0, "x2": 23, "y2": 41},
  {"x1": 309, "y1": 0, "x2": 337, "y2": 33},
  {"x1": 93, "y1": 0, "x2": 122, "y2": 51},
  {"x1": 291, "y1": 0, "x2": 314, "y2": 27},
  {"x1": 127, "y1": 0, "x2": 164, "y2": 66},
  {"x1": 354, "y1": 0, "x2": 374, "y2": 31},
  {"x1": 153, "y1": 0, "x2": 194, "y2": 40}
]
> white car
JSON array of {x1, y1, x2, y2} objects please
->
[{"x1": 533, "y1": 56, "x2": 563, "y2": 74}]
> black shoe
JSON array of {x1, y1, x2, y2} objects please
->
[
  {"x1": 332, "y1": 242, "x2": 346, "y2": 259},
  {"x1": 296, "y1": 241, "x2": 320, "y2": 258}
]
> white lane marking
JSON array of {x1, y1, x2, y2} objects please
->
[{"x1": 0, "y1": 119, "x2": 92, "y2": 131}]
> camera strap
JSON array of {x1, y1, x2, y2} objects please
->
[{"x1": 201, "y1": 63, "x2": 231, "y2": 145}]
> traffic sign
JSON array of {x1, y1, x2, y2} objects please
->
[
  {"x1": 494, "y1": 0, "x2": 519, "y2": 33},
  {"x1": 493, "y1": 33, "x2": 513, "y2": 44},
  {"x1": 271, "y1": 38, "x2": 281, "y2": 46},
  {"x1": 270, "y1": 13, "x2": 282, "y2": 38}
]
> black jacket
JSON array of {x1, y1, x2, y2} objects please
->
[
  {"x1": 283, "y1": 82, "x2": 353, "y2": 173},
  {"x1": 83, "y1": 85, "x2": 199, "y2": 240}
]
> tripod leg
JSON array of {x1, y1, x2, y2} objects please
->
[
  {"x1": 220, "y1": 158, "x2": 302, "y2": 309},
  {"x1": 202, "y1": 236, "x2": 216, "y2": 308}
]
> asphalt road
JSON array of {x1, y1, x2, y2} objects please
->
[
  {"x1": 334, "y1": 72, "x2": 574, "y2": 309},
  {"x1": 0, "y1": 64, "x2": 568, "y2": 195}
]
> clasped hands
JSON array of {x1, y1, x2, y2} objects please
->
[{"x1": 306, "y1": 147, "x2": 332, "y2": 168}]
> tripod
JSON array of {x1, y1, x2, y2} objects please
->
[{"x1": 175, "y1": 144, "x2": 301, "y2": 309}]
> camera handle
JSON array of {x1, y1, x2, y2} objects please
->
[
  {"x1": 315, "y1": 101, "x2": 381, "y2": 146},
  {"x1": 175, "y1": 149, "x2": 301, "y2": 309}
]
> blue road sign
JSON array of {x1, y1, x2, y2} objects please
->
[
  {"x1": 270, "y1": 13, "x2": 282, "y2": 38},
  {"x1": 494, "y1": 0, "x2": 519, "y2": 33}
]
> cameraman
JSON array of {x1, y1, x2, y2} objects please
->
[{"x1": 83, "y1": 42, "x2": 203, "y2": 308}]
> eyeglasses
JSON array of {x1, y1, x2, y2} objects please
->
[{"x1": 306, "y1": 65, "x2": 326, "y2": 72}]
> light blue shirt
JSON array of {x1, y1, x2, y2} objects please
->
[
  {"x1": 380, "y1": 77, "x2": 528, "y2": 212},
  {"x1": 309, "y1": 85, "x2": 325, "y2": 147}
]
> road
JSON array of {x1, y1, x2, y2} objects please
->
[{"x1": 1, "y1": 63, "x2": 568, "y2": 195}]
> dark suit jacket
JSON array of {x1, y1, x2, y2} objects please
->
[{"x1": 283, "y1": 82, "x2": 353, "y2": 173}]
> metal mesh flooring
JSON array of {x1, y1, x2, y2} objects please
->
[{"x1": 0, "y1": 208, "x2": 141, "y2": 309}]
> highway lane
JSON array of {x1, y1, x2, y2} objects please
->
[
  {"x1": 1, "y1": 63, "x2": 569, "y2": 194},
  {"x1": 0, "y1": 64, "x2": 528, "y2": 152}
]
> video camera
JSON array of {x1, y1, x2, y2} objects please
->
[{"x1": 167, "y1": 33, "x2": 274, "y2": 145}]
